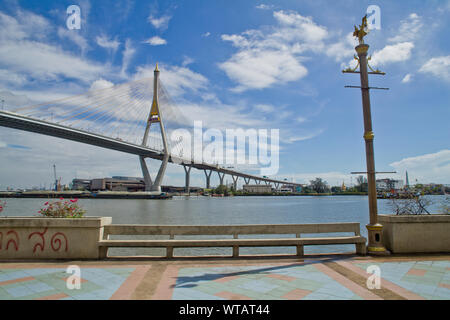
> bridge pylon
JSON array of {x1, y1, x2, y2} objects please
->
[{"x1": 140, "y1": 64, "x2": 169, "y2": 192}]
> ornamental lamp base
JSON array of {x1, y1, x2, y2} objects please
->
[{"x1": 366, "y1": 223, "x2": 391, "y2": 256}]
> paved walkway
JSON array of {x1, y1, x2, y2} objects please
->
[{"x1": 0, "y1": 254, "x2": 449, "y2": 300}]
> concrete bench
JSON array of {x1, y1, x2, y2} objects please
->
[{"x1": 98, "y1": 223, "x2": 367, "y2": 258}]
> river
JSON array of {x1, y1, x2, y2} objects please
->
[{"x1": 1, "y1": 195, "x2": 447, "y2": 256}]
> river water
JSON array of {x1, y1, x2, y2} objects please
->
[{"x1": 1, "y1": 195, "x2": 446, "y2": 256}]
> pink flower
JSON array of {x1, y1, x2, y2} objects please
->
[
  {"x1": 70, "y1": 199, "x2": 78, "y2": 203},
  {"x1": 60, "y1": 197, "x2": 64, "y2": 200},
  {"x1": 45, "y1": 202, "x2": 49, "y2": 205}
]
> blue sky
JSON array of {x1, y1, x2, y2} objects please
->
[{"x1": 0, "y1": 0, "x2": 449, "y2": 189}]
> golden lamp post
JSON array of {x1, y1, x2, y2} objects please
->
[{"x1": 343, "y1": 16, "x2": 390, "y2": 255}]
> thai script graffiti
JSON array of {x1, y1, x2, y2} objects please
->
[
  {"x1": 0, "y1": 229, "x2": 69, "y2": 253},
  {"x1": 51, "y1": 232, "x2": 69, "y2": 252},
  {"x1": 28, "y1": 228, "x2": 48, "y2": 253},
  {"x1": 0, "y1": 230, "x2": 19, "y2": 251}
]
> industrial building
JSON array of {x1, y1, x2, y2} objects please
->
[
  {"x1": 376, "y1": 179, "x2": 404, "y2": 191},
  {"x1": 72, "y1": 177, "x2": 203, "y2": 193},
  {"x1": 243, "y1": 184, "x2": 272, "y2": 193},
  {"x1": 72, "y1": 177, "x2": 145, "y2": 192}
]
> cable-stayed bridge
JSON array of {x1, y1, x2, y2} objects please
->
[{"x1": 0, "y1": 65, "x2": 302, "y2": 192}]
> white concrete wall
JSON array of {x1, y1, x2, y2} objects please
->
[
  {"x1": 379, "y1": 214, "x2": 450, "y2": 253},
  {"x1": 0, "y1": 217, "x2": 111, "y2": 260}
]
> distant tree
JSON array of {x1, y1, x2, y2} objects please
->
[
  {"x1": 309, "y1": 178, "x2": 329, "y2": 193},
  {"x1": 214, "y1": 185, "x2": 228, "y2": 195},
  {"x1": 356, "y1": 175, "x2": 368, "y2": 192}
]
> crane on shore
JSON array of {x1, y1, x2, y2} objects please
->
[{"x1": 53, "y1": 164, "x2": 61, "y2": 191}]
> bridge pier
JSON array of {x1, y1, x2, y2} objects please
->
[
  {"x1": 232, "y1": 176, "x2": 239, "y2": 191},
  {"x1": 151, "y1": 153, "x2": 169, "y2": 192},
  {"x1": 275, "y1": 182, "x2": 280, "y2": 190},
  {"x1": 140, "y1": 63, "x2": 169, "y2": 194},
  {"x1": 204, "y1": 170, "x2": 212, "y2": 189},
  {"x1": 255, "y1": 179, "x2": 261, "y2": 185},
  {"x1": 218, "y1": 172, "x2": 225, "y2": 186},
  {"x1": 244, "y1": 178, "x2": 250, "y2": 185},
  {"x1": 139, "y1": 156, "x2": 153, "y2": 191},
  {"x1": 183, "y1": 165, "x2": 192, "y2": 194}
]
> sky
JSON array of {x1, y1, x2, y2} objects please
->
[{"x1": 0, "y1": 0, "x2": 449, "y2": 190}]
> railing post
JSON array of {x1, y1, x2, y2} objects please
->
[
  {"x1": 233, "y1": 234, "x2": 239, "y2": 258},
  {"x1": 99, "y1": 247, "x2": 108, "y2": 259},
  {"x1": 166, "y1": 247, "x2": 174, "y2": 258}
]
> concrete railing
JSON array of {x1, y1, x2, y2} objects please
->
[{"x1": 99, "y1": 223, "x2": 367, "y2": 258}]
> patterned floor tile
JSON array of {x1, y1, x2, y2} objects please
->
[
  {"x1": 0, "y1": 267, "x2": 137, "y2": 300},
  {"x1": 170, "y1": 263, "x2": 365, "y2": 300},
  {"x1": 353, "y1": 260, "x2": 450, "y2": 300}
]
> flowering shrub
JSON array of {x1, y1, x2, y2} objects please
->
[{"x1": 38, "y1": 198, "x2": 85, "y2": 218}]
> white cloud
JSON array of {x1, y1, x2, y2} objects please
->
[
  {"x1": 219, "y1": 49, "x2": 308, "y2": 92},
  {"x1": 0, "y1": 90, "x2": 34, "y2": 109},
  {"x1": 0, "y1": 69, "x2": 28, "y2": 86},
  {"x1": 254, "y1": 104, "x2": 275, "y2": 113},
  {"x1": 57, "y1": 27, "x2": 89, "y2": 55},
  {"x1": 202, "y1": 32, "x2": 211, "y2": 37},
  {"x1": 0, "y1": 10, "x2": 109, "y2": 87},
  {"x1": 389, "y1": 150, "x2": 450, "y2": 184},
  {"x1": 219, "y1": 10, "x2": 329, "y2": 92},
  {"x1": 89, "y1": 79, "x2": 114, "y2": 91},
  {"x1": 256, "y1": 4, "x2": 274, "y2": 10},
  {"x1": 0, "y1": 11, "x2": 27, "y2": 40},
  {"x1": 148, "y1": 14, "x2": 171, "y2": 30},
  {"x1": 120, "y1": 39, "x2": 136, "y2": 78},
  {"x1": 133, "y1": 64, "x2": 208, "y2": 97},
  {"x1": 182, "y1": 56, "x2": 194, "y2": 67},
  {"x1": 0, "y1": 40, "x2": 105, "y2": 84},
  {"x1": 286, "y1": 129, "x2": 324, "y2": 143},
  {"x1": 272, "y1": 11, "x2": 327, "y2": 43},
  {"x1": 370, "y1": 42, "x2": 414, "y2": 67},
  {"x1": 388, "y1": 13, "x2": 423, "y2": 43},
  {"x1": 96, "y1": 34, "x2": 120, "y2": 53},
  {"x1": 419, "y1": 56, "x2": 450, "y2": 81},
  {"x1": 5, "y1": 89, "x2": 74, "y2": 105},
  {"x1": 402, "y1": 73, "x2": 413, "y2": 83},
  {"x1": 143, "y1": 36, "x2": 167, "y2": 46},
  {"x1": 296, "y1": 116, "x2": 307, "y2": 123},
  {"x1": 327, "y1": 32, "x2": 358, "y2": 63}
]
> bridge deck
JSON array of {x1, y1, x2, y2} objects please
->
[{"x1": 0, "y1": 111, "x2": 302, "y2": 186}]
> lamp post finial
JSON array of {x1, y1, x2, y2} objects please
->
[{"x1": 353, "y1": 15, "x2": 369, "y2": 44}]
